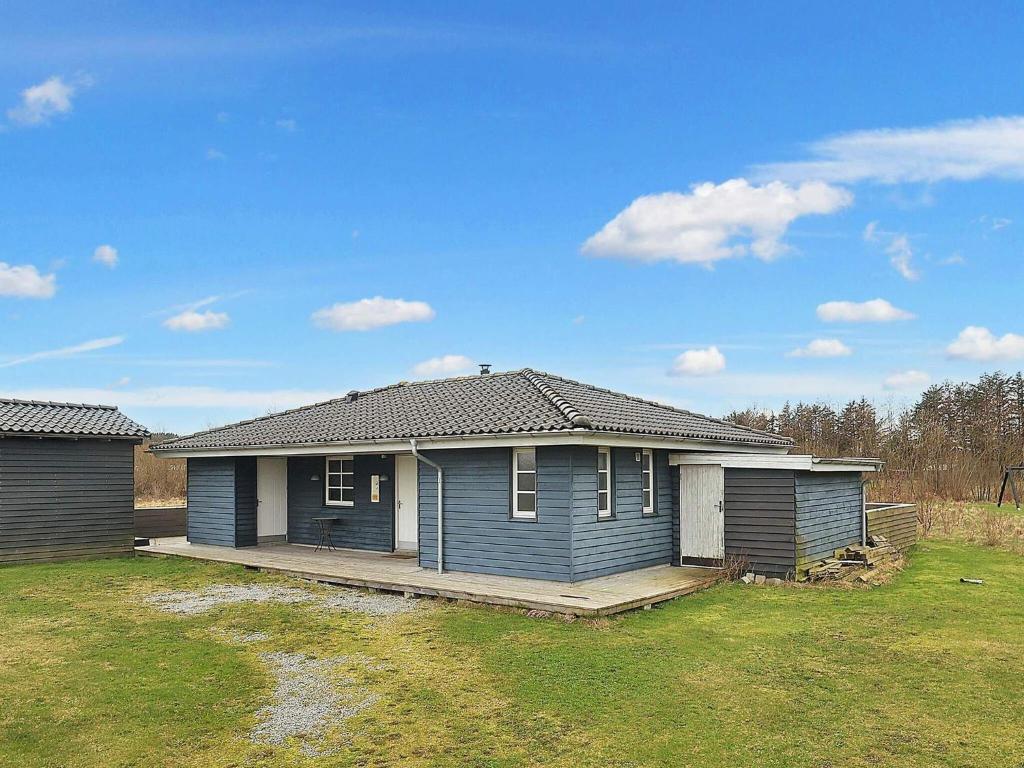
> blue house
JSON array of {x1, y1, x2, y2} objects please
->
[{"x1": 152, "y1": 368, "x2": 880, "y2": 582}]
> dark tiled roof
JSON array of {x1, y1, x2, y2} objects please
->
[
  {"x1": 154, "y1": 369, "x2": 790, "y2": 451},
  {"x1": 0, "y1": 398, "x2": 149, "y2": 438}
]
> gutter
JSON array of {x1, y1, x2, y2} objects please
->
[{"x1": 410, "y1": 439, "x2": 444, "y2": 575}]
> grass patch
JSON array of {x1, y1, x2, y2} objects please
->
[{"x1": 2, "y1": 542, "x2": 1023, "y2": 767}]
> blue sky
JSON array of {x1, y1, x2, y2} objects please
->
[{"x1": 2, "y1": 2, "x2": 1023, "y2": 434}]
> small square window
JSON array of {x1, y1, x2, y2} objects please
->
[
  {"x1": 597, "y1": 447, "x2": 613, "y2": 518},
  {"x1": 326, "y1": 456, "x2": 354, "y2": 506},
  {"x1": 512, "y1": 448, "x2": 537, "y2": 520},
  {"x1": 641, "y1": 449, "x2": 655, "y2": 515}
]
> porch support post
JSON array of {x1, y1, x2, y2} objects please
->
[{"x1": 410, "y1": 440, "x2": 444, "y2": 574}]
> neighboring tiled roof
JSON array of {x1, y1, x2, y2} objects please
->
[
  {"x1": 154, "y1": 369, "x2": 791, "y2": 451},
  {"x1": 0, "y1": 398, "x2": 149, "y2": 438}
]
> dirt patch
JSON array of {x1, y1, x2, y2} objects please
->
[
  {"x1": 251, "y1": 651, "x2": 379, "y2": 756},
  {"x1": 146, "y1": 583, "x2": 418, "y2": 617}
]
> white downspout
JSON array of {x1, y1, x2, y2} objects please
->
[{"x1": 410, "y1": 439, "x2": 444, "y2": 574}]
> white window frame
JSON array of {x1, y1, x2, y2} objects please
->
[
  {"x1": 511, "y1": 447, "x2": 537, "y2": 520},
  {"x1": 641, "y1": 448, "x2": 655, "y2": 516},
  {"x1": 597, "y1": 447, "x2": 613, "y2": 519},
  {"x1": 325, "y1": 456, "x2": 355, "y2": 507}
]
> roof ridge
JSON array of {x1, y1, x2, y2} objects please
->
[
  {"x1": 0, "y1": 397, "x2": 117, "y2": 411},
  {"x1": 520, "y1": 369, "x2": 593, "y2": 429},
  {"x1": 528, "y1": 370, "x2": 793, "y2": 445}
]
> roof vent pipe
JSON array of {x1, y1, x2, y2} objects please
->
[{"x1": 479, "y1": 363, "x2": 491, "y2": 375}]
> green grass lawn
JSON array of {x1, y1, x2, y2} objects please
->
[{"x1": 2, "y1": 540, "x2": 1023, "y2": 768}]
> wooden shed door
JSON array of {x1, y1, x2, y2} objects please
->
[
  {"x1": 679, "y1": 464, "x2": 725, "y2": 565},
  {"x1": 257, "y1": 457, "x2": 288, "y2": 540}
]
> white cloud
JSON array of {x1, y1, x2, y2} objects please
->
[
  {"x1": 863, "y1": 221, "x2": 879, "y2": 242},
  {"x1": 941, "y1": 253, "x2": 966, "y2": 266},
  {"x1": 786, "y1": 338, "x2": 852, "y2": 358},
  {"x1": 884, "y1": 370, "x2": 930, "y2": 390},
  {"x1": 581, "y1": 178, "x2": 853, "y2": 265},
  {"x1": 946, "y1": 326, "x2": 1024, "y2": 361},
  {"x1": 885, "y1": 234, "x2": 919, "y2": 281},
  {"x1": 206, "y1": 147, "x2": 226, "y2": 161},
  {"x1": 275, "y1": 118, "x2": 297, "y2": 132},
  {"x1": 991, "y1": 217, "x2": 1012, "y2": 230},
  {"x1": 93, "y1": 244, "x2": 118, "y2": 268},
  {"x1": 0, "y1": 335, "x2": 123, "y2": 368},
  {"x1": 0, "y1": 262, "x2": 56, "y2": 298},
  {"x1": 6, "y1": 75, "x2": 89, "y2": 126},
  {"x1": 816, "y1": 299, "x2": 915, "y2": 323},
  {"x1": 572, "y1": 315, "x2": 586, "y2": 325},
  {"x1": 164, "y1": 309, "x2": 230, "y2": 332},
  {"x1": 312, "y1": 297, "x2": 435, "y2": 332},
  {"x1": 670, "y1": 346, "x2": 726, "y2": 376},
  {"x1": 755, "y1": 116, "x2": 1024, "y2": 185},
  {"x1": 412, "y1": 354, "x2": 475, "y2": 378}
]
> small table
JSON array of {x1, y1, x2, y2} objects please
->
[{"x1": 311, "y1": 517, "x2": 340, "y2": 552}]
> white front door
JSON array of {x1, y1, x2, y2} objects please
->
[
  {"x1": 257, "y1": 457, "x2": 288, "y2": 540},
  {"x1": 395, "y1": 454, "x2": 418, "y2": 551},
  {"x1": 679, "y1": 464, "x2": 725, "y2": 564}
]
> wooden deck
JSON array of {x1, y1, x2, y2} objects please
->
[{"x1": 136, "y1": 538, "x2": 723, "y2": 616}]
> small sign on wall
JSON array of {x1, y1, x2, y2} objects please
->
[{"x1": 370, "y1": 474, "x2": 380, "y2": 503}]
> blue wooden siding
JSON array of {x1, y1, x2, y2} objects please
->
[
  {"x1": 722, "y1": 468, "x2": 796, "y2": 579},
  {"x1": 571, "y1": 447, "x2": 673, "y2": 580},
  {"x1": 417, "y1": 447, "x2": 573, "y2": 581},
  {"x1": 187, "y1": 457, "x2": 238, "y2": 546},
  {"x1": 794, "y1": 471, "x2": 863, "y2": 569},
  {"x1": 286, "y1": 455, "x2": 394, "y2": 551}
]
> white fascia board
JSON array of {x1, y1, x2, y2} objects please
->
[
  {"x1": 669, "y1": 453, "x2": 879, "y2": 472},
  {"x1": 151, "y1": 430, "x2": 793, "y2": 459}
]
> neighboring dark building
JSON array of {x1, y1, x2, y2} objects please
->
[
  {"x1": 0, "y1": 398, "x2": 149, "y2": 565},
  {"x1": 153, "y1": 368, "x2": 880, "y2": 581}
]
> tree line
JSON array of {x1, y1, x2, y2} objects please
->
[{"x1": 725, "y1": 372, "x2": 1024, "y2": 503}]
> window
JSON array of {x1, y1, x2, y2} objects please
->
[
  {"x1": 326, "y1": 457, "x2": 354, "y2": 506},
  {"x1": 597, "y1": 447, "x2": 613, "y2": 518},
  {"x1": 641, "y1": 449, "x2": 655, "y2": 515},
  {"x1": 512, "y1": 447, "x2": 537, "y2": 519}
]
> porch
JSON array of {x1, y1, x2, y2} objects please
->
[{"x1": 136, "y1": 537, "x2": 723, "y2": 616}]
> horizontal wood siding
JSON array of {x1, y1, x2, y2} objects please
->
[
  {"x1": 866, "y1": 503, "x2": 917, "y2": 549},
  {"x1": 134, "y1": 506, "x2": 187, "y2": 538},
  {"x1": 724, "y1": 468, "x2": 796, "y2": 579},
  {"x1": 795, "y1": 471, "x2": 864, "y2": 570},
  {"x1": 418, "y1": 447, "x2": 573, "y2": 581},
  {"x1": 186, "y1": 457, "x2": 237, "y2": 547},
  {"x1": 235, "y1": 457, "x2": 258, "y2": 547},
  {"x1": 0, "y1": 437, "x2": 135, "y2": 564},
  {"x1": 571, "y1": 447, "x2": 673, "y2": 580},
  {"x1": 287, "y1": 455, "x2": 394, "y2": 551}
]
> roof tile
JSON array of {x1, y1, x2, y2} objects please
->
[{"x1": 153, "y1": 369, "x2": 790, "y2": 451}]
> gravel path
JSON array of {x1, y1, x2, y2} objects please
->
[
  {"x1": 251, "y1": 651, "x2": 379, "y2": 756},
  {"x1": 146, "y1": 583, "x2": 416, "y2": 616}
]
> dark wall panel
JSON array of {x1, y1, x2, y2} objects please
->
[
  {"x1": 234, "y1": 457, "x2": 258, "y2": 547},
  {"x1": 0, "y1": 437, "x2": 135, "y2": 564},
  {"x1": 186, "y1": 457, "x2": 237, "y2": 546},
  {"x1": 287, "y1": 454, "x2": 394, "y2": 551},
  {"x1": 724, "y1": 468, "x2": 796, "y2": 579},
  {"x1": 418, "y1": 447, "x2": 573, "y2": 580}
]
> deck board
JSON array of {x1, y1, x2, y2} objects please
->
[{"x1": 136, "y1": 538, "x2": 722, "y2": 616}]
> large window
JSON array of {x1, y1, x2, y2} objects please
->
[
  {"x1": 326, "y1": 457, "x2": 354, "y2": 506},
  {"x1": 597, "y1": 447, "x2": 613, "y2": 518},
  {"x1": 642, "y1": 449, "x2": 655, "y2": 515},
  {"x1": 512, "y1": 447, "x2": 537, "y2": 519}
]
